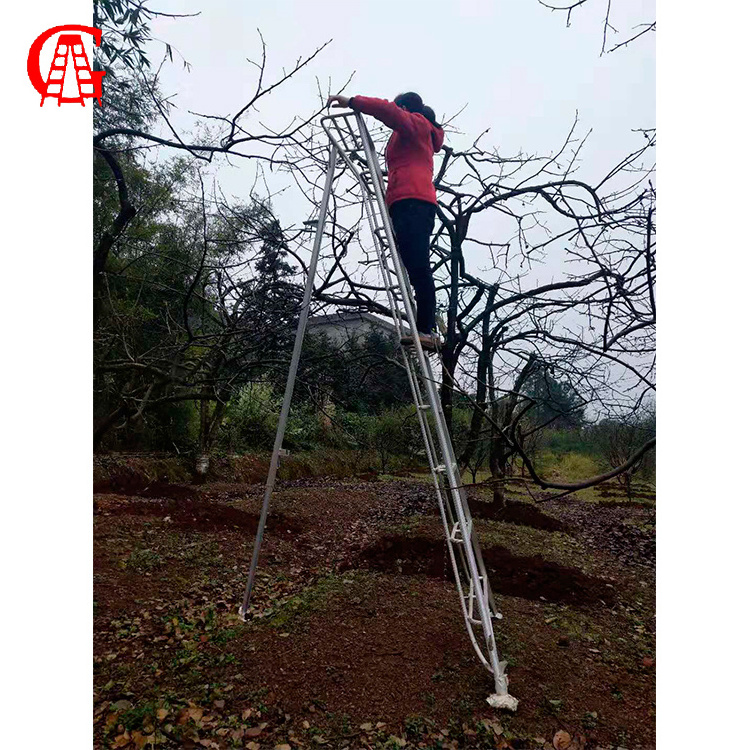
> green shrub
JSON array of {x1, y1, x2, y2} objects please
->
[{"x1": 221, "y1": 382, "x2": 281, "y2": 452}]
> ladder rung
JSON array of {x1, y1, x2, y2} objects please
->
[
  {"x1": 449, "y1": 519, "x2": 473, "y2": 543},
  {"x1": 464, "y1": 579, "x2": 484, "y2": 625},
  {"x1": 435, "y1": 463, "x2": 459, "y2": 475}
]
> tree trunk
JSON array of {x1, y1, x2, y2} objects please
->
[
  {"x1": 458, "y1": 287, "x2": 495, "y2": 469},
  {"x1": 440, "y1": 348, "x2": 456, "y2": 436},
  {"x1": 487, "y1": 354, "x2": 538, "y2": 514},
  {"x1": 489, "y1": 449, "x2": 508, "y2": 512},
  {"x1": 94, "y1": 148, "x2": 136, "y2": 330},
  {"x1": 196, "y1": 397, "x2": 226, "y2": 478}
]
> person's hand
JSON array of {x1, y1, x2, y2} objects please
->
[{"x1": 327, "y1": 95, "x2": 350, "y2": 109}]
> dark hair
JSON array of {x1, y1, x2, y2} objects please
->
[
  {"x1": 394, "y1": 91, "x2": 423, "y2": 113},
  {"x1": 421, "y1": 105, "x2": 440, "y2": 128}
]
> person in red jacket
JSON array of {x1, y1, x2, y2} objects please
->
[{"x1": 327, "y1": 91, "x2": 445, "y2": 351}]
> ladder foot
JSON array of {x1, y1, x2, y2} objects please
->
[{"x1": 486, "y1": 692, "x2": 519, "y2": 711}]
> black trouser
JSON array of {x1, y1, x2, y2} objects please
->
[{"x1": 389, "y1": 198, "x2": 437, "y2": 335}]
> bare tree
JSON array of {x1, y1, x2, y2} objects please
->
[
  {"x1": 274, "y1": 109, "x2": 656, "y2": 501},
  {"x1": 93, "y1": 4, "x2": 351, "y2": 328},
  {"x1": 537, "y1": 0, "x2": 655, "y2": 54}
]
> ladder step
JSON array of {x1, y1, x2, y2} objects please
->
[
  {"x1": 464, "y1": 577, "x2": 488, "y2": 625},
  {"x1": 435, "y1": 463, "x2": 459, "y2": 475},
  {"x1": 449, "y1": 519, "x2": 473, "y2": 543}
]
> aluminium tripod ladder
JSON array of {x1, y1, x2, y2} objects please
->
[{"x1": 239, "y1": 110, "x2": 517, "y2": 710}]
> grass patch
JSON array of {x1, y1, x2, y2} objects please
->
[
  {"x1": 173, "y1": 539, "x2": 224, "y2": 567},
  {"x1": 266, "y1": 572, "x2": 369, "y2": 630},
  {"x1": 477, "y1": 520, "x2": 600, "y2": 573},
  {"x1": 125, "y1": 548, "x2": 163, "y2": 571}
]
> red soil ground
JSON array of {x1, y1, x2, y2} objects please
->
[{"x1": 94, "y1": 474, "x2": 655, "y2": 750}]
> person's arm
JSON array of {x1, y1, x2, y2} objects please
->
[{"x1": 327, "y1": 94, "x2": 422, "y2": 137}]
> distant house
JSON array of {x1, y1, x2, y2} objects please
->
[{"x1": 307, "y1": 311, "x2": 406, "y2": 347}]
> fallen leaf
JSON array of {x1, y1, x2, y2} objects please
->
[
  {"x1": 245, "y1": 743, "x2": 260, "y2": 750},
  {"x1": 245, "y1": 724, "x2": 267, "y2": 737},
  {"x1": 643, "y1": 656, "x2": 655, "y2": 667},
  {"x1": 242, "y1": 708, "x2": 254, "y2": 720},
  {"x1": 274, "y1": 745, "x2": 292, "y2": 750},
  {"x1": 492, "y1": 722, "x2": 504, "y2": 736},
  {"x1": 188, "y1": 707, "x2": 204, "y2": 723},
  {"x1": 359, "y1": 723, "x2": 373, "y2": 732},
  {"x1": 156, "y1": 708, "x2": 169, "y2": 722},
  {"x1": 553, "y1": 729, "x2": 572, "y2": 750},
  {"x1": 213, "y1": 699, "x2": 225, "y2": 709}
]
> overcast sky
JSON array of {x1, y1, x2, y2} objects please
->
[{"x1": 146, "y1": 0, "x2": 654, "y2": 213}]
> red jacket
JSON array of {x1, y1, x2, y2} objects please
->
[{"x1": 349, "y1": 95, "x2": 445, "y2": 207}]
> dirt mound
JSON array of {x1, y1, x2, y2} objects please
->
[
  {"x1": 93, "y1": 455, "x2": 194, "y2": 494},
  {"x1": 596, "y1": 495, "x2": 655, "y2": 508},
  {"x1": 354, "y1": 534, "x2": 616, "y2": 607},
  {"x1": 99, "y1": 495, "x2": 303, "y2": 534},
  {"x1": 136, "y1": 482, "x2": 201, "y2": 500},
  {"x1": 481, "y1": 545, "x2": 616, "y2": 607},
  {"x1": 468, "y1": 498, "x2": 568, "y2": 532}
]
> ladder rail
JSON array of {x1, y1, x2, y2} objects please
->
[
  {"x1": 350, "y1": 112, "x2": 509, "y2": 695},
  {"x1": 324, "y1": 109, "x2": 507, "y2": 689},
  {"x1": 239, "y1": 146, "x2": 338, "y2": 617},
  {"x1": 321, "y1": 115, "x2": 409, "y2": 338},
  {"x1": 400, "y1": 358, "x2": 493, "y2": 672}
]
